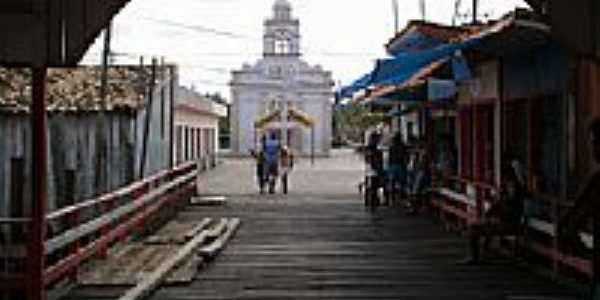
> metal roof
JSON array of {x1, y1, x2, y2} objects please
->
[{"x1": 0, "y1": 66, "x2": 160, "y2": 112}]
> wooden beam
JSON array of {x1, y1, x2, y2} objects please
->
[
  {"x1": 205, "y1": 218, "x2": 229, "y2": 240},
  {"x1": 118, "y1": 230, "x2": 211, "y2": 300},
  {"x1": 183, "y1": 218, "x2": 213, "y2": 241},
  {"x1": 199, "y1": 218, "x2": 241, "y2": 261}
]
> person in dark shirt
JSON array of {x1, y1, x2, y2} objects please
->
[
  {"x1": 387, "y1": 132, "x2": 407, "y2": 204},
  {"x1": 263, "y1": 132, "x2": 281, "y2": 194}
]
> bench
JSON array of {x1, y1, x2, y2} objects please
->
[{"x1": 433, "y1": 185, "x2": 596, "y2": 272}]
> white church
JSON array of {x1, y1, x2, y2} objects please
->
[{"x1": 230, "y1": 0, "x2": 334, "y2": 156}]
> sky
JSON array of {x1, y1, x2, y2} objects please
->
[{"x1": 82, "y1": 0, "x2": 528, "y2": 99}]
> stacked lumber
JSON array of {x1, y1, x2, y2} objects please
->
[
  {"x1": 118, "y1": 217, "x2": 241, "y2": 300},
  {"x1": 78, "y1": 217, "x2": 241, "y2": 300}
]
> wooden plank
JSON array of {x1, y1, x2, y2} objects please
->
[
  {"x1": 145, "y1": 218, "x2": 212, "y2": 245},
  {"x1": 199, "y1": 218, "x2": 241, "y2": 261},
  {"x1": 527, "y1": 218, "x2": 593, "y2": 249},
  {"x1": 206, "y1": 218, "x2": 229, "y2": 240},
  {"x1": 79, "y1": 243, "x2": 201, "y2": 286},
  {"x1": 435, "y1": 187, "x2": 477, "y2": 206},
  {"x1": 118, "y1": 230, "x2": 210, "y2": 300},
  {"x1": 430, "y1": 200, "x2": 474, "y2": 224},
  {"x1": 190, "y1": 196, "x2": 227, "y2": 206},
  {"x1": 527, "y1": 241, "x2": 592, "y2": 276},
  {"x1": 183, "y1": 218, "x2": 213, "y2": 241}
]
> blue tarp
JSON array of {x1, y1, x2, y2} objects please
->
[
  {"x1": 338, "y1": 72, "x2": 372, "y2": 99},
  {"x1": 388, "y1": 30, "x2": 445, "y2": 56},
  {"x1": 370, "y1": 38, "x2": 480, "y2": 86},
  {"x1": 337, "y1": 37, "x2": 480, "y2": 99}
]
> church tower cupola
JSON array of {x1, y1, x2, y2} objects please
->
[{"x1": 263, "y1": 0, "x2": 301, "y2": 57}]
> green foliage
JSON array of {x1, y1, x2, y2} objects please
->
[{"x1": 334, "y1": 102, "x2": 388, "y2": 142}]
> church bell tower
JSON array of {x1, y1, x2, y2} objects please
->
[{"x1": 263, "y1": 0, "x2": 301, "y2": 57}]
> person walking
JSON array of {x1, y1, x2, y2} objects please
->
[
  {"x1": 280, "y1": 146, "x2": 294, "y2": 194},
  {"x1": 250, "y1": 148, "x2": 266, "y2": 194},
  {"x1": 263, "y1": 132, "x2": 281, "y2": 194},
  {"x1": 387, "y1": 131, "x2": 407, "y2": 205}
]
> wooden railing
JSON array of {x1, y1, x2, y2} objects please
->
[
  {"x1": 431, "y1": 176, "x2": 594, "y2": 278},
  {"x1": 430, "y1": 175, "x2": 497, "y2": 227},
  {"x1": 0, "y1": 161, "x2": 199, "y2": 294},
  {"x1": 44, "y1": 161, "x2": 197, "y2": 287}
]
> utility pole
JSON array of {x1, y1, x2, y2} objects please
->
[
  {"x1": 420, "y1": 0, "x2": 427, "y2": 21},
  {"x1": 101, "y1": 23, "x2": 112, "y2": 103},
  {"x1": 392, "y1": 0, "x2": 399, "y2": 33},
  {"x1": 472, "y1": 0, "x2": 478, "y2": 24}
]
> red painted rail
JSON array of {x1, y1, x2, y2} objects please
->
[
  {"x1": 43, "y1": 161, "x2": 197, "y2": 287},
  {"x1": 432, "y1": 176, "x2": 594, "y2": 278},
  {"x1": 0, "y1": 161, "x2": 199, "y2": 295}
]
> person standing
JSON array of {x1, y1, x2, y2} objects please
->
[
  {"x1": 365, "y1": 128, "x2": 384, "y2": 205},
  {"x1": 263, "y1": 132, "x2": 281, "y2": 194},
  {"x1": 387, "y1": 132, "x2": 407, "y2": 205},
  {"x1": 250, "y1": 148, "x2": 266, "y2": 194},
  {"x1": 280, "y1": 146, "x2": 294, "y2": 194}
]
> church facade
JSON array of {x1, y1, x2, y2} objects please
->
[{"x1": 230, "y1": 0, "x2": 334, "y2": 156}]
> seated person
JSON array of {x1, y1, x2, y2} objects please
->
[{"x1": 466, "y1": 160, "x2": 526, "y2": 264}]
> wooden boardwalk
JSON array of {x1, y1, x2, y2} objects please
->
[{"x1": 63, "y1": 151, "x2": 583, "y2": 300}]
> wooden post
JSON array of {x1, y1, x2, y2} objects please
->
[
  {"x1": 139, "y1": 58, "x2": 157, "y2": 178},
  {"x1": 169, "y1": 66, "x2": 175, "y2": 169},
  {"x1": 160, "y1": 57, "x2": 166, "y2": 140},
  {"x1": 28, "y1": 67, "x2": 48, "y2": 300},
  {"x1": 498, "y1": 58, "x2": 505, "y2": 184}
]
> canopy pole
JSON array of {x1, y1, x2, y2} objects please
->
[
  {"x1": 254, "y1": 127, "x2": 257, "y2": 152},
  {"x1": 311, "y1": 126, "x2": 315, "y2": 166}
]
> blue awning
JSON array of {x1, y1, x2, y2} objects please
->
[
  {"x1": 388, "y1": 30, "x2": 445, "y2": 56},
  {"x1": 337, "y1": 37, "x2": 480, "y2": 100},
  {"x1": 370, "y1": 38, "x2": 481, "y2": 86},
  {"x1": 338, "y1": 72, "x2": 372, "y2": 99}
]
